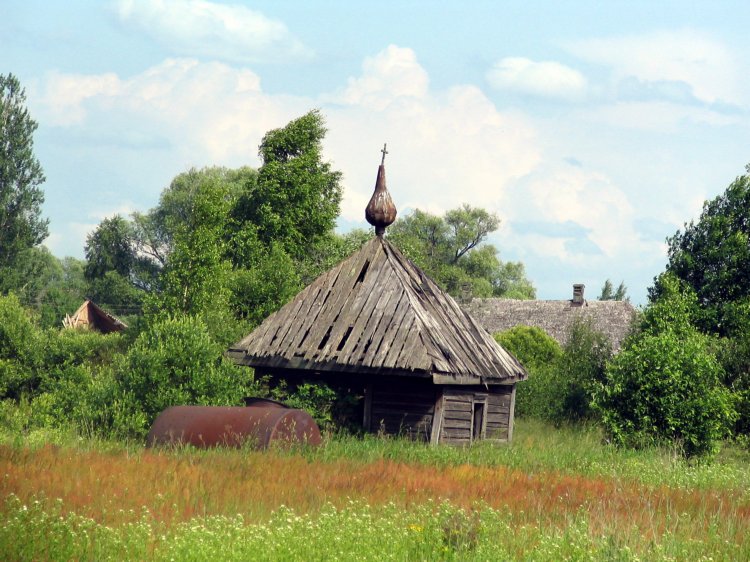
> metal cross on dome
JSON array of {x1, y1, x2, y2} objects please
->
[{"x1": 380, "y1": 143, "x2": 388, "y2": 165}]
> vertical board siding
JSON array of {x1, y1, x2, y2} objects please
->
[
  {"x1": 438, "y1": 385, "x2": 515, "y2": 444},
  {"x1": 486, "y1": 386, "x2": 512, "y2": 441},
  {"x1": 439, "y1": 388, "x2": 473, "y2": 444}
]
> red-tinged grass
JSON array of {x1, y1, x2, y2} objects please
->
[{"x1": 1, "y1": 442, "x2": 748, "y2": 548}]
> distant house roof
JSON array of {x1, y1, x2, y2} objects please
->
[
  {"x1": 228, "y1": 235, "x2": 526, "y2": 385},
  {"x1": 62, "y1": 300, "x2": 128, "y2": 333},
  {"x1": 464, "y1": 287, "x2": 638, "y2": 352}
]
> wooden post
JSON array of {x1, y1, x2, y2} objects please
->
[
  {"x1": 507, "y1": 384, "x2": 517, "y2": 442},
  {"x1": 430, "y1": 390, "x2": 444, "y2": 445},
  {"x1": 363, "y1": 383, "x2": 373, "y2": 432}
]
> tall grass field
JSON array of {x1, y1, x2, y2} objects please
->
[{"x1": 2, "y1": 419, "x2": 749, "y2": 561}]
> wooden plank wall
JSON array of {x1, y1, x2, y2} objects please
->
[
  {"x1": 439, "y1": 388, "x2": 478, "y2": 446},
  {"x1": 485, "y1": 385, "x2": 514, "y2": 441},
  {"x1": 438, "y1": 385, "x2": 516, "y2": 445},
  {"x1": 370, "y1": 383, "x2": 436, "y2": 441}
]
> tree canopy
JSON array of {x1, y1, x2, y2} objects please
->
[
  {"x1": 387, "y1": 205, "x2": 535, "y2": 299},
  {"x1": 232, "y1": 110, "x2": 342, "y2": 259},
  {"x1": 0, "y1": 73, "x2": 48, "y2": 276},
  {"x1": 653, "y1": 172, "x2": 750, "y2": 336},
  {"x1": 598, "y1": 279, "x2": 629, "y2": 301},
  {"x1": 597, "y1": 274, "x2": 735, "y2": 458}
]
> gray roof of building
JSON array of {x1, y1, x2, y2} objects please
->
[{"x1": 463, "y1": 297, "x2": 638, "y2": 352}]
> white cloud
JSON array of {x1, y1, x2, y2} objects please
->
[
  {"x1": 33, "y1": 44, "x2": 675, "y2": 304},
  {"x1": 335, "y1": 45, "x2": 430, "y2": 110},
  {"x1": 568, "y1": 29, "x2": 741, "y2": 105},
  {"x1": 115, "y1": 0, "x2": 311, "y2": 63},
  {"x1": 579, "y1": 101, "x2": 737, "y2": 133},
  {"x1": 37, "y1": 71, "x2": 120, "y2": 126},
  {"x1": 486, "y1": 57, "x2": 588, "y2": 100},
  {"x1": 36, "y1": 58, "x2": 302, "y2": 164},
  {"x1": 500, "y1": 164, "x2": 660, "y2": 267},
  {"x1": 324, "y1": 47, "x2": 540, "y2": 222},
  {"x1": 34, "y1": 46, "x2": 543, "y2": 256}
]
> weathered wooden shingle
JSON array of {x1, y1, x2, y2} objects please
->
[
  {"x1": 464, "y1": 297, "x2": 638, "y2": 352},
  {"x1": 228, "y1": 237, "x2": 526, "y2": 383}
]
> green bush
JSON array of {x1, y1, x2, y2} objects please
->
[
  {"x1": 0, "y1": 294, "x2": 44, "y2": 400},
  {"x1": 555, "y1": 317, "x2": 612, "y2": 422},
  {"x1": 494, "y1": 325, "x2": 561, "y2": 372},
  {"x1": 595, "y1": 278, "x2": 736, "y2": 459},
  {"x1": 715, "y1": 333, "x2": 750, "y2": 441},
  {"x1": 265, "y1": 379, "x2": 342, "y2": 430},
  {"x1": 113, "y1": 315, "x2": 256, "y2": 437},
  {"x1": 44, "y1": 328, "x2": 126, "y2": 369},
  {"x1": 597, "y1": 330, "x2": 735, "y2": 458},
  {"x1": 494, "y1": 326, "x2": 563, "y2": 420},
  {"x1": 496, "y1": 321, "x2": 611, "y2": 423}
]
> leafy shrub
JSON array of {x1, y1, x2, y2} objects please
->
[
  {"x1": 717, "y1": 333, "x2": 750, "y2": 441},
  {"x1": 494, "y1": 325, "x2": 561, "y2": 372},
  {"x1": 113, "y1": 315, "x2": 257, "y2": 437},
  {"x1": 597, "y1": 330, "x2": 734, "y2": 458},
  {"x1": 512, "y1": 364, "x2": 562, "y2": 421},
  {"x1": 496, "y1": 320, "x2": 611, "y2": 423},
  {"x1": 555, "y1": 317, "x2": 612, "y2": 422},
  {"x1": 494, "y1": 326, "x2": 563, "y2": 420},
  {"x1": 262, "y1": 378, "x2": 361, "y2": 432},
  {"x1": 0, "y1": 294, "x2": 44, "y2": 400},
  {"x1": 44, "y1": 328, "x2": 126, "y2": 369},
  {"x1": 595, "y1": 278, "x2": 736, "y2": 458}
]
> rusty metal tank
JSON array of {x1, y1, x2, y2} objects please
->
[{"x1": 146, "y1": 404, "x2": 322, "y2": 449}]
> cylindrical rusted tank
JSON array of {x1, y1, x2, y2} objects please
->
[{"x1": 146, "y1": 405, "x2": 322, "y2": 449}]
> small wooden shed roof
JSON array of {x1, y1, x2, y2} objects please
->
[
  {"x1": 228, "y1": 236, "x2": 526, "y2": 385},
  {"x1": 62, "y1": 299, "x2": 128, "y2": 333}
]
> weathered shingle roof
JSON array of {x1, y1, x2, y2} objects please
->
[
  {"x1": 228, "y1": 237, "x2": 526, "y2": 384},
  {"x1": 463, "y1": 298, "x2": 638, "y2": 352}
]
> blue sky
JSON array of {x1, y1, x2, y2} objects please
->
[{"x1": 2, "y1": 0, "x2": 749, "y2": 304}]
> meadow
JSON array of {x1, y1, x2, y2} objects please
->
[{"x1": 2, "y1": 419, "x2": 749, "y2": 561}]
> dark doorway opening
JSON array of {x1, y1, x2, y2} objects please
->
[{"x1": 472, "y1": 401, "x2": 485, "y2": 441}]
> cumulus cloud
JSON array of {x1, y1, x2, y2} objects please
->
[
  {"x1": 335, "y1": 45, "x2": 430, "y2": 110},
  {"x1": 324, "y1": 46, "x2": 540, "y2": 222},
  {"x1": 567, "y1": 29, "x2": 742, "y2": 105},
  {"x1": 115, "y1": 0, "x2": 311, "y2": 63},
  {"x1": 579, "y1": 100, "x2": 737, "y2": 133},
  {"x1": 499, "y1": 164, "x2": 659, "y2": 269},
  {"x1": 486, "y1": 57, "x2": 588, "y2": 100},
  {"x1": 35, "y1": 58, "x2": 305, "y2": 164},
  {"x1": 33, "y1": 43, "x2": 672, "y2": 303}
]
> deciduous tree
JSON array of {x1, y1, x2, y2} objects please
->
[
  {"x1": 598, "y1": 279, "x2": 628, "y2": 301},
  {"x1": 232, "y1": 110, "x2": 342, "y2": 259},
  {"x1": 596, "y1": 275, "x2": 735, "y2": 458},
  {"x1": 0, "y1": 73, "x2": 48, "y2": 276},
  {"x1": 388, "y1": 205, "x2": 535, "y2": 299},
  {"x1": 654, "y1": 172, "x2": 750, "y2": 336}
]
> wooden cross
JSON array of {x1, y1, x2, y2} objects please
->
[{"x1": 380, "y1": 143, "x2": 388, "y2": 165}]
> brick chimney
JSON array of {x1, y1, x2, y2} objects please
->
[{"x1": 572, "y1": 283, "x2": 585, "y2": 305}]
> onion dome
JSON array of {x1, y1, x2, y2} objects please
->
[{"x1": 365, "y1": 144, "x2": 397, "y2": 237}]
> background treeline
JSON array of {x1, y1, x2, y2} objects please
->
[
  {"x1": 497, "y1": 170, "x2": 750, "y2": 458},
  {"x1": 0, "y1": 74, "x2": 535, "y2": 443},
  {"x1": 3, "y1": 71, "x2": 750, "y2": 460}
]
